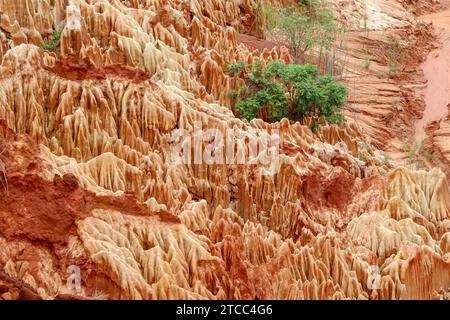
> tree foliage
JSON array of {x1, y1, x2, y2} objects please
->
[{"x1": 228, "y1": 60, "x2": 347, "y2": 127}]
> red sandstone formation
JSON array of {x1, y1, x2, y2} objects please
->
[
  {"x1": 45, "y1": 54, "x2": 150, "y2": 82},
  {"x1": 0, "y1": 0, "x2": 448, "y2": 301}
]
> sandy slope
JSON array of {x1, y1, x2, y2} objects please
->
[{"x1": 416, "y1": 0, "x2": 450, "y2": 141}]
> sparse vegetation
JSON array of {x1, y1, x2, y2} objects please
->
[
  {"x1": 357, "y1": 142, "x2": 371, "y2": 163},
  {"x1": 227, "y1": 90, "x2": 238, "y2": 100},
  {"x1": 252, "y1": 0, "x2": 277, "y2": 37},
  {"x1": 268, "y1": 0, "x2": 337, "y2": 58},
  {"x1": 40, "y1": 29, "x2": 62, "y2": 52},
  {"x1": 403, "y1": 140, "x2": 436, "y2": 168},
  {"x1": 386, "y1": 38, "x2": 404, "y2": 76},
  {"x1": 382, "y1": 152, "x2": 392, "y2": 165},
  {"x1": 255, "y1": 0, "x2": 349, "y2": 76},
  {"x1": 363, "y1": 55, "x2": 371, "y2": 69},
  {"x1": 361, "y1": 16, "x2": 372, "y2": 71},
  {"x1": 227, "y1": 60, "x2": 347, "y2": 127}
]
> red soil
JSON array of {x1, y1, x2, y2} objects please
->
[
  {"x1": 237, "y1": 33, "x2": 277, "y2": 52},
  {"x1": 415, "y1": 0, "x2": 450, "y2": 141},
  {"x1": 45, "y1": 54, "x2": 150, "y2": 83},
  {"x1": 0, "y1": 133, "x2": 180, "y2": 246}
]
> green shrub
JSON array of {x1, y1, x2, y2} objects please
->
[
  {"x1": 386, "y1": 38, "x2": 404, "y2": 76},
  {"x1": 227, "y1": 61, "x2": 247, "y2": 77},
  {"x1": 231, "y1": 61, "x2": 287, "y2": 122},
  {"x1": 228, "y1": 60, "x2": 347, "y2": 125},
  {"x1": 40, "y1": 29, "x2": 62, "y2": 52},
  {"x1": 363, "y1": 54, "x2": 371, "y2": 69}
]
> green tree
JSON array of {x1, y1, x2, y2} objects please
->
[
  {"x1": 230, "y1": 61, "x2": 287, "y2": 122},
  {"x1": 228, "y1": 60, "x2": 347, "y2": 127},
  {"x1": 269, "y1": 0, "x2": 337, "y2": 59}
]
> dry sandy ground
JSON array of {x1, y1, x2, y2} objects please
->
[{"x1": 416, "y1": 0, "x2": 450, "y2": 141}]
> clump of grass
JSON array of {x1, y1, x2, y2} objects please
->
[
  {"x1": 403, "y1": 140, "x2": 436, "y2": 168},
  {"x1": 249, "y1": 0, "x2": 276, "y2": 38},
  {"x1": 363, "y1": 54, "x2": 371, "y2": 69},
  {"x1": 381, "y1": 153, "x2": 392, "y2": 165},
  {"x1": 386, "y1": 38, "x2": 404, "y2": 77},
  {"x1": 40, "y1": 29, "x2": 62, "y2": 52}
]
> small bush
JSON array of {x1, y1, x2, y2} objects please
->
[
  {"x1": 228, "y1": 60, "x2": 347, "y2": 126},
  {"x1": 227, "y1": 61, "x2": 247, "y2": 77},
  {"x1": 40, "y1": 29, "x2": 62, "y2": 52},
  {"x1": 386, "y1": 38, "x2": 404, "y2": 76}
]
